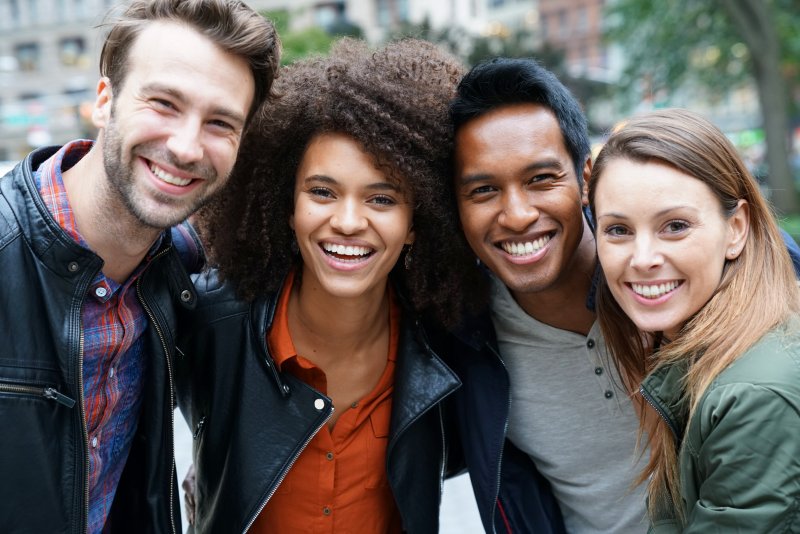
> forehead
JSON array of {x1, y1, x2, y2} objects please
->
[
  {"x1": 454, "y1": 103, "x2": 571, "y2": 174},
  {"x1": 595, "y1": 158, "x2": 719, "y2": 212},
  {"x1": 122, "y1": 21, "x2": 254, "y2": 111},
  {"x1": 297, "y1": 132, "x2": 407, "y2": 189}
]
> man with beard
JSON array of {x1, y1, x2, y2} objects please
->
[
  {"x1": 443, "y1": 58, "x2": 800, "y2": 534},
  {"x1": 0, "y1": 1, "x2": 279, "y2": 532}
]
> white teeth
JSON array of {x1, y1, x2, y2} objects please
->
[
  {"x1": 322, "y1": 243, "x2": 372, "y2": 257},
  {"x1": 631, "y1": 281, "x2": 680, "y2": 299},
  {"x1": 501, "y1": 235, "x2": 551, "y2": 256},
  {"x1": 150, "y1": 164, "x2": 192, "y2": 186}
]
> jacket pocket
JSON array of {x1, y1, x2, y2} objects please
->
[{"x1": 0, "y1": 380, "x2": 75, "y2": 407}]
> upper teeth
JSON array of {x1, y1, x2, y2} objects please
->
[
  {"x1": 322, "y1": 243, "x2": 372, "y2": 257},
  {"x1": 632, "y1": 281, "x2": 679, "y2": 299},
  {"x1": 151, "y1": 164, "x2": 192, "y2": 186},
  {"x1": 501, "y1": 235, "x2": 551, "y2": 256}
]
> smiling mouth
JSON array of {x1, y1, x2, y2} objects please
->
[
  {"x1": 321, "y1": 243, "x2": 375, "y2": 263},
  {"x1": 629, "y1": 280, "x2": 682, "y2": 299},
  {"x1": 499, "y1": 234, "x2": 552, "y2": 257},
  {"x1": 150, "y1": 162, "x2": 194, "y2": 187}
]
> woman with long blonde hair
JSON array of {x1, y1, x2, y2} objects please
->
[{"x1": 588, "y1": 108, "x2": 800, "y2": 531}]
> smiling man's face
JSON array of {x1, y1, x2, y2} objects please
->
[{"x1": 454, "y1": 103, "x2": 591, "y2": 297}]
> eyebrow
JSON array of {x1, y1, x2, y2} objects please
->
[
  {"x1": 142, "y1": 83, "x2": 247, "y2": 127},
  {"x1": 596, "y1": 205, "x2": 700, "y2": 221},
  {"x1": 303, "y1": 174, "x2": 402, "y2": 192},
  {"x1": 458, "y1": 159, "x2": 565, "y2": 186}
]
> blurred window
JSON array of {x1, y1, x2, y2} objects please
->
[
  {"x1": 59, "y1": 37, "x2": 87, "y2": 67},
  {"x1": 576, "y1": 6, "x2": 588, "y2": 33},
  {"x1": 558, "y1": 9, "x2": 568, "y2": 39},
  {"x1": 15, "y1": 42, "x2": 40, "y2": 71},
  {"x1": 27, "y1": 0, "x2": 38, "y2": 23}
]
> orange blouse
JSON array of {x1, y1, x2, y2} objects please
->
[{"x1": 250, "y1": 272, "x2": 403, "y2": 534}]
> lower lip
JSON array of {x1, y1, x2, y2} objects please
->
[
  {"x1": 501, "y1": 239, "x2": 551, "y2": 265},
  {"x1": 320, "y1": 247, "x2": 375, "y2": 271},
  {"x1": 141, "y1": 158, "x2": 202, "y2": 196},
  {"x1": 627, "y1": 284, "x2": 681, "y2": 306}
]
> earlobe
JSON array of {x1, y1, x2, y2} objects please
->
[
  {"x1": 405, "y1": 227, "x2": 415, "y2": 246},
  {"x1": 92, "y1": 77, "x2": 113, "y2": 129},
  {"x1": 725, "y1": 199, "x2": 749, "y2": 260}
]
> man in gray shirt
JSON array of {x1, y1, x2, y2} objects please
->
[{"x1": 443, "y1": 57, "x2": 647, "y2": 533}]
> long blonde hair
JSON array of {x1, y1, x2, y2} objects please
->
[{"x1": 587, "y1": 108, "x2": 800, "y2": 520}]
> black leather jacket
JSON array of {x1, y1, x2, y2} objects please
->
[
  {"x1": 175, "y1": 271, "x2": 462, "y2": 533},
  {"x1": 0, "y1": 147, "x2": 196, "y2": 533}
]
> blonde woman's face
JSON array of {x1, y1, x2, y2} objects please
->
[{"x1": 593, "y1": 158, "x2": 747, "y2": 339}]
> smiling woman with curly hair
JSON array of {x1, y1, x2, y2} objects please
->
[{"x1": 175, "y1": 38, "x2": 483, "y2": 533}]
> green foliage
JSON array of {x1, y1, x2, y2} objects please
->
[
  {"x1": 605, "y1": 0, "x2": 799, "y2": 106},
  {"x1": 261, "y1": 9, "x2": 364, "y2": 66}
]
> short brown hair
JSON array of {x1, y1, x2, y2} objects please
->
[{"x1": 99, "y1": 0, "x2": 280, "y2": 119}]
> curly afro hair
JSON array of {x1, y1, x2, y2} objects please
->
[{"x1": 197, "y1": 38, "x2": 485, "y2": 329}]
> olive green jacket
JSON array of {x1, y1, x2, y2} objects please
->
[{"x1": 641, "y1": 323, "x2": 800, "y2": 533}]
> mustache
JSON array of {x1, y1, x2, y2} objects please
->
[{"x1": 133, "y1": 143, "x2": 216, "y2": 180}]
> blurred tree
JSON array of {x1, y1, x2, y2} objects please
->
[
  {"x1": 389, "y1": 22, "x2": 609, "y2": 133},
  {"x1": 606, "y1": 0, "x2": 799, "y2": 214},
  {"x1": 263, "y1": 10, "x2": 363, "y2": 66}
]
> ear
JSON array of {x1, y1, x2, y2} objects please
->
[
  {"x1": 405, "y1": 226, "x2": 415, "y2": 246},
  {"x1": 92, "y1": 77, "x2": 113, "y2": 129},
  {"x1": 288, "y1": 213, "x2": 295, "y2": 230},
  {"x1": 581, "y1": 155, "x2": 592, "y2": 206},
  {"x1": 725, "y1": 199, "x2": 749, "y2": 260}
]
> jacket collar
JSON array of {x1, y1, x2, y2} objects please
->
[
  {"x1": 251, "y1": 277, "x2": 461, "y2": 410},
  {"x1": 3, "y1": 146, "x2": 196, "y2": 308},
  {"x1": 640, "y1": 360, "x2": 690, "y2": 442}
]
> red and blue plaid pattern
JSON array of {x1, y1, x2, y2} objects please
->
[{"x1": 36, "y1": 141, "x2": 157, "y2": 534}]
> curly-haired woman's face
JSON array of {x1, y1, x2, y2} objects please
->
[{"x1": 290, "y1": 132, "x2": 415, "y2": 301}]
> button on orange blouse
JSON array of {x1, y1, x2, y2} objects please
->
[{"x1": 250, "y1": 271, "x2": 403, "y2": 534}]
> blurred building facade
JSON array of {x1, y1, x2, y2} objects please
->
[{"x1": 0, "y1": 0, "x2": 764, "y2": 160}]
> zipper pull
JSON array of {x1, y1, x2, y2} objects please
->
[{"x1": 43, "y1": 387, "x2": 76, "y2": 408}]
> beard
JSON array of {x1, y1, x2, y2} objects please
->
[{"x1": 101, "y1": 113, "x2": 224, "y2": 231}]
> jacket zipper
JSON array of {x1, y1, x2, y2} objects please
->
[
  {"x1": 639, "y1": 385, "x2": 680, "y2": 439},
  {"x1": 485, "y1": 341, "x2": 510, "y2": 534},
  {"x1": 241, "y1": 407, "x2": 333, "y2": 533},
  {"x1": 77, "y1": 302, "x2": 90, "y2": 534},
  {"x1": 137, "y1": 248, "x2": 178, "y2": 534},
  {"x1": 0, "y1": 382, "x2": 76, "y2": 407}
]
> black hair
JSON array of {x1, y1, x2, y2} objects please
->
[{"x1": 450, "y1": 57, "x2": 590, "y2": 181}]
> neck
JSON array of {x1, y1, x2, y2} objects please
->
[
  {"x1": 61, "y1": 144, "x2": 161, "y2": 283},
  {"x1": 288, "y1": 271, "x2": 391, "y2": 355},
  {"x1": 512, "y1": 218, "x2": 598, "y2": 335}
]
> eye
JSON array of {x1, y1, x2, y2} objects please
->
[
  {"x1": 527, "y1": 173, "x2": 554, "y2": 184},
  {"x1": 152, "y1": 98, "x2": 176, "y2": 111},
  {"x1": 208, "y1": 119, "x2": 235, "y2": 132},
  {"x1": 468, "y1": 184, "x2": 497, "y2": 196},
  {"x1": 664, "y1": 220, "x2": 690, "y2": 234},
  {"x1": 369, "y1": 194, "x2": 397, "y2": 206},
  {"x1": 308, "y1": 186, "x2": 335, "y2": 199},
  {"x1": 603, "y1": 224, "x2": 630, "y2": 237}
]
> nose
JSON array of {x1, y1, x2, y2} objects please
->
[
  {"x1": 330, "y1": 197, "x2": 368, "y2": 235},
  {"x1": 629, "y1": 235, "x2": 664, "y2": 271},
  {"x1": 166, "y1": 117, "x2": 204, "y2": 164},
  {"x1": 498, "y1": 188, "x2": 539, "y2": 232}
]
